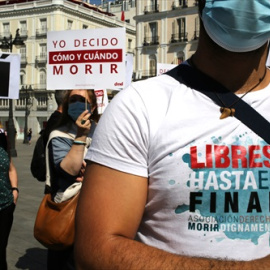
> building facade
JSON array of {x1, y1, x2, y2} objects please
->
[
  {"x1": 101, "y1": 0, "x2": 136, "y2": 26},
  {"x1": 0, "y1": 0, "x2": 136, "y2": 139},
  {"x1": 134, "y1": 0, "x2": 199, "y2": 80}
]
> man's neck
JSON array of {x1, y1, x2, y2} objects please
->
[{"x1": 192, "y1": 29, "x2": 270, "y2": 94}]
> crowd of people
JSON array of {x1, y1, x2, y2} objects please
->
[{"x1": 2, "y1": 0, "x2": 270, "y2": 269}]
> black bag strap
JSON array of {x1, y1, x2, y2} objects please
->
[{"x1": 166, "y1": 64, "x2": 270, "y2": 144}]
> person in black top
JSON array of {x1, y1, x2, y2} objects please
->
[
  {"x1": 43, "y1": 90, "x2": 67, "y2": 145},
  {"x1": 0, "y1": 129, "x2": 18, "y2": 270}
]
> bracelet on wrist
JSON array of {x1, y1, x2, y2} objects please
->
[
  {"x1": 11, "y1": 187, "x2": 19, "y2": 193},
  {"x1": 73, "y1": 140, "x2": 86, "y2": 146}
]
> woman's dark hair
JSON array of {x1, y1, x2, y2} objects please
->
[
  {"x1": 56, "y1": 90, "x2": 99, "y2": 131},
  {"x1": 55, "y1": 90, "x2": 67, "y2": 106}
]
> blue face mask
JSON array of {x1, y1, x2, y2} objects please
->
[
  {"x1": 68, "y1": 101, "x2": 91, "y2": 122},
  {"x1": 202, "y1": 0, "x2": 270, "y2": 52}
]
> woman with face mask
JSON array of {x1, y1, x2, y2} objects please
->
[{"x1": 46, "y1": 89, "x2": 99, "y2": 270}]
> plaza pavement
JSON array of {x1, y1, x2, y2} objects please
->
[{"x1": 7, "y1": 138, "x2": 47, "y2": 270}]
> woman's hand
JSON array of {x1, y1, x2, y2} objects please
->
[
  {"x1": 76, "y1": 110, "x2": 91, "y2": 137},
  {"x1": 76, "y1": 160, "x2": 87, "y2": 182},
  {"x1": 12, "y1": 189, "x2": 19, "y2": 204}
]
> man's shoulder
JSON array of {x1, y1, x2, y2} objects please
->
[
  {"x1": 132, "y1": 73, "x2": 181, "y2": 94},
  {"x1": 129, "y1": 73, "x2": 186, "y2": 107},
  {"x1": 113, "y1": 74, "x2": 183, "y2": 107}
]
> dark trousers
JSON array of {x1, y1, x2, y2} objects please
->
[
  {"x1": 47, "y1": 247, "x2": 75, "y2": 270},
  {"x1": 0, "y1": 203, "x2": 15, "y2": 270}
]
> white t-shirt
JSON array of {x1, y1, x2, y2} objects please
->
[{"x1": 85, "y1": 69, "x2": 270, "y2": 261}]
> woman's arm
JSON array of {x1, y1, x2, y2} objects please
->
[
  {"x1": 49, "y1": 110, "x2": 91, "y2": 178},
  {"x1": 60, "y1": 110, "x2": 91, "y2": 178},
  {"x1": 9, "y1": 158, "x2": 18, "y2": 204}
]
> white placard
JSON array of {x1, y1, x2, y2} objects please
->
[
  {"x1": 47, "y1": 28, "x2": 126, "y2": 90},
  {"x1": 94, "y1": 89, "x2": 108, "y2": 114},
  {"x1": 125, "y1": 53, "x2": 133, "y2": 88},
  {"x1": 157, "y1": 63, "x2": 177, "y2": 76},
  {"x1": 0, "y1": 53, "x2": 20, "y2": 99},
  {"x1": 113, "y1": 53, "x2": 134, "y2": 90}
]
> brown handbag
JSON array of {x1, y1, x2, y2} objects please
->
[
  {"x1": 33, "y1": 191, "x2": 79, "y2": 250},
  {"x1": 33, "y1": 130, "x2": 86, "y2": 250}
]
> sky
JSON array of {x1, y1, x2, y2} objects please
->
[{"x1": 90, "y1": 0, "x2": 115, "y2": 5}]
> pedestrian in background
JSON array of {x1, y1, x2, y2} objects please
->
[
  {"x1": 43, "y1": 90, "x2": 67, "y2": 145},
  {"x1": 27, "y1": 128, "x2": 32, "y2": 145}
]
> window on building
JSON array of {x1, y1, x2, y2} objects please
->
[
  {"x1": 179, "y1": 0, "x2": 188, "y2": 7},
  {"x1": 194, "y1": 17, "x2": 200, "y2": 39},
  {"x1": 68, "y1": 20, "x2": 73, "y2": 30},
  {"x1": 20, "y1": 21, "x2": 27, "y2": 36},
  {"x1": 150, "y1": 0, "x2": 157, "y2": 9},
  {"x1": 177, "y1": 18, "x2": 186, "y2": 41},
  {"x1": 149, "y1": 55, "x2": 156, "y2": 77},
  {"x1": 123, "y1": 0, "x2": 129, "y2": 11},
  {"x1": 83, "y1": 25, "x2": 88, "y2": 29},
  {"x1": 20, "y1": 46, "x2": 26, "y2": 62},
  {"x1": 40, "y1": 19, "x2": 47, "y2": 33},
  {"x1": 130, "y1": 0, "x2": 136, "y2": 8},
  {"x1": 20, "y1": 73, "x2": 24, "y2": 86},
  {"x1": 3, "y1": 23, "x2": 10, "y2": 37},
  {"x1": 40, "y1": 44, "x2": 47, "y2": 58},
  {"x1": 149, "y1": 22, "x2": 158, "y2": 44},
  {"x1": 40, "y1": 70, "x2": 46, "y2": 86}
]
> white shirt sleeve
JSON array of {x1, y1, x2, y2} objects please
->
[{"x1": 85, "y1": 85, "x2": 150, "y2": 177}]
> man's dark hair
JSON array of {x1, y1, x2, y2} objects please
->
[
  {"x1": 54, "y1": 90, "x2": 67, "y2": 106},
  {"x1": 198, "y1": 0, "x2": 206, "y2": 15}
]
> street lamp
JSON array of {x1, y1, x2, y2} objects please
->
[
  {"x1": 0, "y1": 29, "x2": 25, "y2": 157},
  {"x1": 22, "y1": 85, "x2": 33, "y2": 144}
]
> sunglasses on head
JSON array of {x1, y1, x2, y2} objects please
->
[{"x1": 69, "y1": 94, "x2": 90, "y2": 104}]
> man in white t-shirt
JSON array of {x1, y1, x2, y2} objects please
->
[{"x1": 75, "y1": 0, "x2": 270, "y2": 268}]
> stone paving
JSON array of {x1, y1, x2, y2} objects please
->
[{"x1": 6, "y1": 138, "x2": 47, "y2": 270}]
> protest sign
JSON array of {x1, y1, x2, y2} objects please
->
[
  {"x1": 125, "y1": 53, "x2": 133, "y2": 88},
  {"x1": 0, "y1": 53, "x2": 20, "y2": 99},
  {"x1": 47, "y1": 28, "x2": 126, "y2": 90},
  {"x1": 157, "y1": 63, "x2": 177, "y2": 76},
  {"x1": 113, "y1": 53, "x2": 133, "y2": 90},
  {"x1": 94, "y1": 89, "x2": 109, "y2": 114}
]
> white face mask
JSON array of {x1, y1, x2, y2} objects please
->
[{"x1": 202, "y1": 0, "x2": 270, "y2": 52}]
